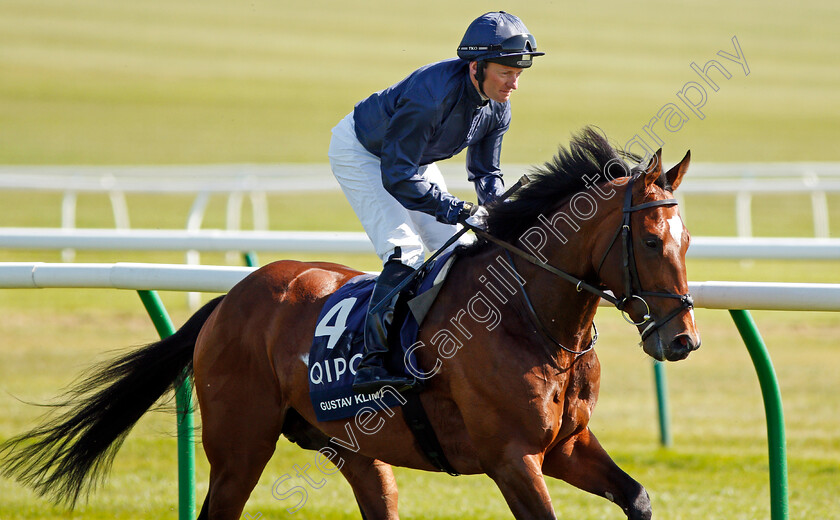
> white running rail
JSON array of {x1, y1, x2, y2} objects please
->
[
  {"x1": 2, "y1": 163, "x2": 839, "y2": 239},
  {"x1": 2, "y1": 262, "x2": 840, "y2": 312},
  {"x1": 3, "y1": 228, "x2": 840, "y2": 260}
]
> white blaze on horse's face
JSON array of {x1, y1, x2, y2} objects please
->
[{"x1": 666, "y1": 215, "x2": 684, "y2": 248}]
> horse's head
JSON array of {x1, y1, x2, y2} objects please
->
[
  {"x1": 594, "y1": 149, "x2": 701, "y2": 361},
  {"x1": 478, "y1": 128, "x2": 700, "y2": 361}
]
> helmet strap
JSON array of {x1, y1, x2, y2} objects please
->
[{"x1": 474, "y1": 61, "x2": 489, "y2": 98}]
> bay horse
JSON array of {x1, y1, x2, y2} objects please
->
[{"x1": 1, "y1": 128, "x2": 700, "y2": 519}]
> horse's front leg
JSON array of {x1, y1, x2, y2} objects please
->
[
  {"x1": 483, "y1": 449, "x2": 557, "y2": 519},
  {"x1": 542, "y1": 427, "x2": 651, "y2": 520}
]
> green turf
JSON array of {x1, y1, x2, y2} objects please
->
[
  {"x1": 2, "y1": 0, "x2": 840, "y2": 518},
  {"x1": 1, "y1": 0, "x2": 838, "y2": 165},
  {"x1": 1, "y1": 306, "x2": 839, "y2": 519}
]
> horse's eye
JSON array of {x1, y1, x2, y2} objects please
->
[{"x1": 644, "y1": 238, "x2": 659, "y2": 249}]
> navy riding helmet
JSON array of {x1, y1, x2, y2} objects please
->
[{"x1": 457, "y1": 11, "x2": 545, "y2": 69}]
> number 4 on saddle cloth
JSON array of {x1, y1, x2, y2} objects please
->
[{"x1": 308, "y1": 251, "x2": 458, "y2": 422}]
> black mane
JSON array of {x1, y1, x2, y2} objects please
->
[{"x1": 467, "y1": 126, "x2": 668, "y2": 249}]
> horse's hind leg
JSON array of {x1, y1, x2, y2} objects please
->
[
  {"x1": 283, "y1": 411, "x2": 399, "y2": 519},
  {"x1": 197, "y1": 374, "x2": 284, "y2": 520},
  {"x1": 542, "y1": 427, "x2": 651, "y2": 520}
]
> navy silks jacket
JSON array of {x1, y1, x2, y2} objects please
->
[{"x1": 353, "y1": 58, "x2": 509, "y2": 225}]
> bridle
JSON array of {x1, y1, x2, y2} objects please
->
[
  {"x1": 470, "y1": 174, "x2": 694, "y2": 355},
  {"x1": 594, "y1": 175, "x2": 694, "y2": 341}
]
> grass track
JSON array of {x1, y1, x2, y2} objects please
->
[
  {"x1": 1, "y1": 0, "x2": 839, "y2": 164},
  {"x1": 1, "y1": 305, "x2": 839, "y2": 519},
  {"x1": 1, "y1": 0, "x2": 839, "y2": 518}
]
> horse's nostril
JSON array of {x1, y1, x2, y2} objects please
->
[
  {"x1": 670, "y1": 334, "x2": 698, "y2": 354},
  {"x1": 670, "y1": 334, "x2": 700, "y2": 358}
]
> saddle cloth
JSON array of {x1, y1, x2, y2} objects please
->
[{"x1": 308, "y1": 251, "x2": 457, "y2": 422}]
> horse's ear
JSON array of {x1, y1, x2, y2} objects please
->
[
  {"x1": 642, "y1": 148, "x2": 663, "y2": 189},
  {"x1": 665, "y1": 150, "x2": 691, "y2": 192}
]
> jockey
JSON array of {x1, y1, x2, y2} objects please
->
[{"x1": 328, "y1": 11, "x2": 544, "y2": 394}]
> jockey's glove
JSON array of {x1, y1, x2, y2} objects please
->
[{"x1": 459, "y1": 202, "x2": 489, "y2": 231}]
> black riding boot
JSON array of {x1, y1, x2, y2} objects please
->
[{"x1": 352, "y1": 257, "x2": 416, "y2": 394}]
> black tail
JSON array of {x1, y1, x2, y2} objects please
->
[{"x1": 0, "y1": 295, "x2": 224, "y2": 509}]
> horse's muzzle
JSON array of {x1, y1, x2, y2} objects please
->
[
  {"x1": 643, "y1": 331, "x2": 700, "y2": 362},
  {"x1": 664, "y1": 333, "x2": 701, "y2": 361}
]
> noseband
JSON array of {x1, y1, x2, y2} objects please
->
[{"x1": 470, "y1": 174, "x2": 694, "y2": 352}]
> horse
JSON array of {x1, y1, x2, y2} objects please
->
[{"x1": 0, "y1": 128, "x2": 700, "y2": 520}]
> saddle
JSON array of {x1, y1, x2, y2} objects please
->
[{"x1": 308, "y1": 251, "x2": 457, "y2": 422}]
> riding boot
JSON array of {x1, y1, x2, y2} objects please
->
[{"x1": 352, "y1": 254, "x2": 416, "y2": 394}]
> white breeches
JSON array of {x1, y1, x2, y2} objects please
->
[{"x1": 328, "y1": 112, "x2": 473, "y2": 268}]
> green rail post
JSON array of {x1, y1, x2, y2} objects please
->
[
  {"x1": 243, "y1": 251, "x2": 258, "y2": 268},
  {"x1": 652, "y1": 360, "x2": 672, "y2": 447},
  {"x1": 729, "y1": 309, "x2": 789, "y2": 520},
  {"x1": 137, "y1": 290, "x2": 197, "y2": 520}
]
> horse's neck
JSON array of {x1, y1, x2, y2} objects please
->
[
  {"x1": 509, "y1": 245, "x2": 601, "y2": 354},
  {"x1": 517, "y1": 197, "x2": 620, "y2": 350}
]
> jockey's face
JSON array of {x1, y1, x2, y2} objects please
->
[{"x1": 471, "y1": 61, "x2": 523, "y2": 103}]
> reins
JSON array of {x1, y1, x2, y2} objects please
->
[
  {"x1": 471, "y1": 228, "x2": 604, "y2": 357},
  {"x1": 468, "y1": 174, "x2": 695, "y2": 352},
  {"x1": 501, "y1": 249, "x2": 598, "y2": 357},
  {"x1": 369, "y1": 175, "x2": 532, "y2": 316}
]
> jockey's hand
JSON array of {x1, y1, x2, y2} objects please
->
[{"x1": 459, "y1": 202, "x2": 489, "y2": 230}]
